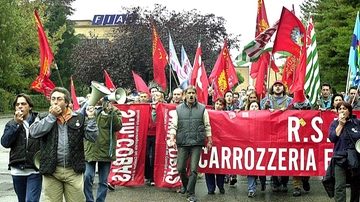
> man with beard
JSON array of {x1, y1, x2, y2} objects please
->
[
  {"x1": 169, "y1": 85, "x2": 212, "y2": 202},
  {"x1": 260, "y1": 80, "x2": 293, "y2": 193},
  {"x1": 313, "y1": 83, "x2": 332, "y2": 110}
]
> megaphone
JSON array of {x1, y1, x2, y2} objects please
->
[
  {"x1": 105, "y1": 88, "x2": 127, "y2": 104},
  {"x1": 356, "y1": 139, "x2": 360, "y2": 153},
  {"x1": 33, "y1": 151, "x2": 41, "y2": 170},
  {"x1": 80, "y1": 81, "x2": 112, "y2": 115}
]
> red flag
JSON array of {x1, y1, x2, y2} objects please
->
[
  {"x1": 281, "y1": 55, "x2": 299, "y2": 90},
  {"x1": 151, "y1": 21, "x2": 168, "y2": 90},
  {"x1": 132, "y1": 71, "x2": 150, "y2": 97},
  {"x1": 254, "y1": 53, "x2": 271, "y2": 99},
  {"x1": 104, "y1": 70, "x2": 116, "y2": 92},
  {"x1": 30, "y1": 9, "x2": 55, "y2": 99},
  {"x1": 272, "y1": 7, "x2": 306, "y2": 58},
  {"x1": 194, "y1": 63, "x2": 209, "y2": 105},
  {"x1": 190, "y1": 38, "x2": 202, "y2": 86},
  {"x1": 209, "y1": 39, "x2": 239, "y2": 101},
  {"x1": 255, "y1": 0, "x2": 270, "y2": 37},
  {"x1": 70, "y1": 76, "x2": 80, "y2": 110},
  {"x1": 272, "y1": 7, "x2": 307, "y2": 96}
]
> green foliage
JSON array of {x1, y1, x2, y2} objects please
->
[
  {"x1": 300, "y1": 0, "x2": 360, "y2": 92},
  {"x1": 232, "y1": 71, "x2": 244, "y2": 91},
  {"x1": 0, "y1": 89, "x2": 14, "y2": 113}
]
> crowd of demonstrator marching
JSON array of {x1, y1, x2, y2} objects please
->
[{"x1": 2, "y1": 79, "x2": 360, "y2": 202}]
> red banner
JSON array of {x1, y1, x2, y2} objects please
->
[
  {"x1": 108, "y1": 104, "x2": 149, "y2": 186},
  {"x1": 107, "y1": 103, "x2": 360, "y2": 187},
  {"x1": 153, "y1": 104, "x2": 182, "y2": 188}
]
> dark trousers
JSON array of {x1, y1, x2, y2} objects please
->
[
  {"x1": 12, "y1": 173, "x2": 42, "y2": 202},
  {"x1": 272, "y1": 176, "x2": 289, "y2": 187},
  {"x1": 334, "y1": 163, "x2": 360, "y2": 202},
  {"x1": 205, "y1": 173, "x2": 225, "y2": 192},
  {"x1": 145, "y1": 136, "x2": 156, "y2": 181},
  {"x1": 177, "y1": 146, "x2": 202, "y2": 196}
]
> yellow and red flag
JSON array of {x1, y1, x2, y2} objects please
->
[
  {"x1": 209, "y1": 39, "x2": 238, "y2": 101},
  {"x1": 151, "y1": 21, "x2": 168, "y2": 90},
  {"x1": 30, "y1": 9, "x2": 55, "y2": 99}
]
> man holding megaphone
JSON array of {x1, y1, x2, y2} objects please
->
[{"x1": 30, "y1": 87, "x2": 99, "y2": 202}]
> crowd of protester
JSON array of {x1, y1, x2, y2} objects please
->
[{"x1": 2, "y1": 80, "x2": 360, "y2": 202}]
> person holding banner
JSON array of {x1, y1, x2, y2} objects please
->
[
  {"x1": 84, "y1": 99, "x2": 122, "y2": 202},
  {"x1": 329, "y1": 101, "x2": 360, "y2": 202},
  {"x1": 260, "y1": 80, "x2": 292, "y2": 192},
  {"x1": 30, "y1": 87, "x2": 98, "y2": 202},
  {"x1": 246, "y1": 100, "x2": 266, "y2": 198},
  {"x1": 224, "y1": 90, "x2": 238, "y2": 186},
  {"x1": 1, "y1": 94, "x2": 42, "y2": 202},
  {"x1": 290, "y1": 97, "x2": 312, "y2": 197},
  {"x1": 205, "y1": 97, "x2": 226, "y2": 195},
  {"x1": 313, "y1": 83, "x2": 333, "y2": 111},
  {"x1": 169, "y1": 85, "x2": 212, "y2": 202}
]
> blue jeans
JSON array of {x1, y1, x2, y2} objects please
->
[
  {"x1": 84, "y1": 161, "x2": 111, "y2": 202},
  {"x1": 12, "y1": 173, "x2": 42, "y2": 202},
  {"x1": 247, "y1": 175, "x2": 266, "y2": 192},
  {"x1": 177, "y1": 146, "x2": 202, "y2": 196}
]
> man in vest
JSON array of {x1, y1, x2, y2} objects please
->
[
  {"x1": 30, "y1": 87, "x2": 99, "y2": 202},
  {"x1": 169, "y1": 85, "x2": 212, "y2": 202},
  {"x1": 260, "y1": 80, "x2": 293, "y2": 193}
]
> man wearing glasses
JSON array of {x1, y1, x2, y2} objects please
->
[{"x1": 30, "y1": 87, "x2": 98, "y2": 202}]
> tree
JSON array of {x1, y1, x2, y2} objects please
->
[
  {"x1": 71, "y1": 4, "x2": 241, "y2": 91},
  {"x1": 42, "y1": 0, "x2": 79, "y2": 89},
  {"x1": 300, "y1": 0, "x2": 360, "y2": 92}
]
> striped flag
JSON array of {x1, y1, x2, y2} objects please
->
[
  {"x1": 235, "y1": 21, "x2": 278, "y2": 65},
  {"x1": 304, "y1": 15, "x2": 320, "y2": 105},
  {"x1": 347, "y1": 11, "x2": 360, "y2": 90}
]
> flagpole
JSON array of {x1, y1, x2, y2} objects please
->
[
  {"x1": 346, "y1": 64, "x2": 351, "y2": 97},
  {"x1": 168, "y1": 61, "x2": 180, "y2": 88},
  {"x1": 169, "y1": 65, "x2": 171, "y2": 92},
  {"x1": 54, "y1": 62, "x2": 63, "y2": 87}
]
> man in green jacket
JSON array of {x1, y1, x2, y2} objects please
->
[{"x1": 84, "y1": 99, "x2": 122, "y2": 202}]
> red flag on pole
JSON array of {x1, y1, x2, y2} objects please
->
[
  {"x1": 209, "y1": 39, "x2": 239, "y2": 101},
  {"x1": 193, "y1": 63, "x2": 209, "y2": 105},
  {"x1": 70, "y1": 76, "x2": 80, "y2": 110},
  {"x1": 252, "y1": 0, "x2": 271, "y2": 99},
  {"x1": 272, "y1": 7, "x2": 306, "y2": 102},
  {"x1": 30, "y1": 9, "x2": 55, "y2": 99},
  {"x1": 104, "y1": 70, "x2": 116, "y2": 92},
  {"x1": 190, "y1": 38, "x2": 202, "y2": 86},
  {"x1": 151, "y1": 21, "x2": 168, "y2": 90},
  {"x1": 132, "y1": 71, "x2": 150, "y2": 97}
]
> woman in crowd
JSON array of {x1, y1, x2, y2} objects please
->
[
  {"x1": 330, "y1": 93, "x2": 344, "y2": 113},
  {"x1": 205, "y1": 97, "x2": 226, "y2": 195},
  {"x1": 241, "y1": 92, "x2": 259, "y2": 110},
  {"x1": 328, "y1": 101, "x2": 360, "y2": 202},
  {"x1": 245, "y1": 100, "x2": 266, "y2": 198}
]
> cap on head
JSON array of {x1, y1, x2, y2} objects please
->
[{"x1": 273, "y1": 80, "x2": 284, "y2": 86}]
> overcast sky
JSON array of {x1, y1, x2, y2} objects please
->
[{"x1": 70, "y1": 0, "x2": 305, "y2": 58}]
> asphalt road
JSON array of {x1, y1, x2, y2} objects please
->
[{"x1": 0, "y1": 115, "x2": 347, "y2": 202}]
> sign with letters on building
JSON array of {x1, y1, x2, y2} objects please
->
[{"x1": 92, "y1": 14, "x2": 135, "y2": 25}]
